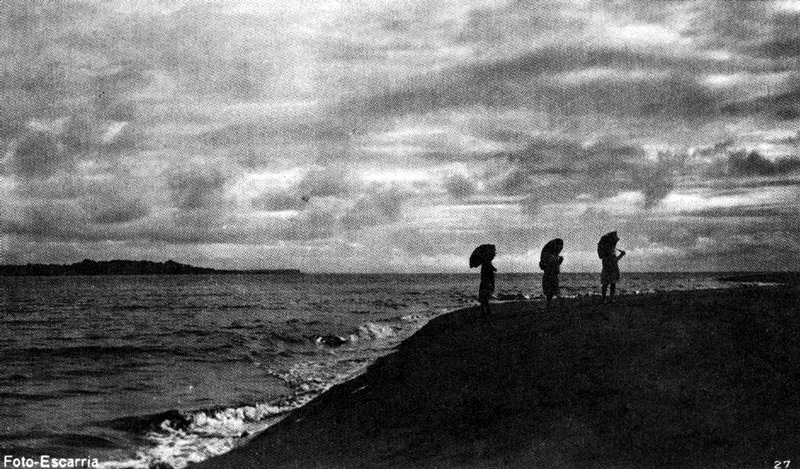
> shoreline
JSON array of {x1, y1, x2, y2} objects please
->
[{"x1": 193, "y1": 284, "x2": 799, "y2": 468}]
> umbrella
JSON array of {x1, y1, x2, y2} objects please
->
[
  {"x1": 469, "y1": 244, "x2": 496, "y2": 268},
  {"x1": 597, "y1": 231, "x2": 619, "y2": 259},
  {"x1": 539, "y1": 238, "x2": 563, "y2": 269}
]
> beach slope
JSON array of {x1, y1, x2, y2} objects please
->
[{"x1": 195, "y1": 285, "x2": 800, "y2": 468}]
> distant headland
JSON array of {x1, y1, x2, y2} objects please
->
[{"x1": 0, "y1": 259, "x2": 301, "y2": 276}]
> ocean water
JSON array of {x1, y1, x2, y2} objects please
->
[{"x1": 0, "y1": 272, "x2": 741, "y2": 468}]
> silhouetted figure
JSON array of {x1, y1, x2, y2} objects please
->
[
  {"x1": 598, "y1": 231, "x2": 626, "y2": 304},
  {"x1": 470, "y1": 244, "x2": 497, "y2": 319},
  {"x1": 539, "y1": 238, "x2": 564, "y2": 310}
]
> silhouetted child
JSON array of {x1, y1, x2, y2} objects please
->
[
  {"x1": 478, "y1": 247, "x2": 496, "y2": 318},
  {"x1": 599, "y1": 232, "x2": 625, "y2": 304},
  {"x1": 539, "y1": 239, "x2": 564, "y2": 310}
]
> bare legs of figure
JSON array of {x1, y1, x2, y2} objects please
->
[
  {"x1": 545, "y1": 294, "x2": 566, "y2": 314},
  {"x1": 601, "y1": 282, "x2": 616, "y2": 304},
  {"x1": 480, "y1": 300, "x2": 491, "y2": 319}
]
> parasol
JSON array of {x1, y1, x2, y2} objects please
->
[
  {"x1": 597, "y1": 231, "x2": 619, "y2": 259},
  {"x1": 539, "y1": 238, "x2": 564, "y2": 269},
  {"x1": 469, "y1": 244, "x2": 496, "y2": 268}
]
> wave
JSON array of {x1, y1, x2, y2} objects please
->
[
  {"x1": 350, "y1": 322, "x2": 398, "y2": 342},
  {"x1": 1, "y1": 388, "x2": 110, "y2": 402},
  {"x1": 308, "y1": 322, "x2": 402, "y2": 350},
  {"x1": 96, "y1": 356, "x2": 374, "y2": 469},
  {"x1": 4, "y1": 345, "x2": 174, "y2": 361},
  {"x1": 0, "y1": 432, "x2": 127, "y2": 459},
  {"x1": 91, "y1": 325, "x2": 391, "y2": 469},
  {"x1": 97, "y1": 402, "x2": 295, "y2": 469}
]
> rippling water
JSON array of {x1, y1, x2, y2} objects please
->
[{"x1": 0, "y1": 272, "x2": 739, "y2": 468}]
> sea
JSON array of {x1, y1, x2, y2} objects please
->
[{"x1": 0, "y1": 272, "x2": 747, "y2": 468}]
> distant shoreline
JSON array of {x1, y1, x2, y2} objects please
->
[{"x1": 0, "y1": 259, "x2": 302, "y2": 276}]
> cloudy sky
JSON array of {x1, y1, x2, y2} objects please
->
[{"x1": 1, "y1": 0, "x2": 799, "y2": 272}]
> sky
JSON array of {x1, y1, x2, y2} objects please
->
[{"x1": 1, "y1": 0, "x2": 799, "y2": 272}]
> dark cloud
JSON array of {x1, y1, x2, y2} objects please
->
[
  {"x1": 10, "y1": 175, "x2": 87, "y2": 200},
  {"x1": 11, "y1": 130, "x2": 67, "y2": 179},
  {"x1": 297, "y1": 166, "x2": 354, "y2": 199},
  {"x1": 252, "y1": 192, "x2": 307, "y2": 211},
  {"x1": 727, "y1": 150, "x2": 800, "y2": 177},
  {"x1": 62, "y1": 115, "x2": 97, "y2": 155},
  {"x1": 762, "y1": 11, "x2": 800, "y2": 59},
  {"x1": 750, "y1": 34, "x2": 800, "y2": 60},
  {"x1": 392, "y1": 227, "x2": 448, "y2": 257},
  {"x1": 493, "y1": 168, "x2": 533, "y2": 196},
  {"x1": 721, "y1": 84, "x2": 800, "y2": 121},
  {"x1": 167, "y1": 166, "x2": 229, "y2": 211},
  {"x1": 718, "y1": 9, "x2": 800, "y2": 60},
  {"x1": 202, "y1": 121, "x2": 350, "y2": 147},
  {"x1": 390, "y1": 225, "x2": 536, "y2": 259},
  {"x1": 341, "y1": 187, "x2": 408, "y2": 230},
  {"x1": 0, "y1": 3, "x2": 151, "y2": 205},
  {"x1": 486, "y1": 137, "x2": 681, "y2": 209},
  {"x1": 444, "y1": 174, "x2": 476, "y2": 199},
  {"x1": 92, "y1": 66, "x2": 147, "y2": 121},
  {"x1": 149, "y1": 10, "x2": 276, "y2": 102},
  {"x1": 630, "y1": 160, "x2": 678, "y2": 208},
  {"x1": 701, "y1": 177, "x2": 800, "y2": 191},
  {"x1": 1, "y1": 201, "x2": 86, "y2": 240},
  {"x1": 274, "y1": 208, "x2": 338, "y2": 241},
  {"x1": 84, "y1": 191, "x2": 150, "y2": 225},
  {"x1": 342, "y1": 44, "x2": 737, "y2": 124}
]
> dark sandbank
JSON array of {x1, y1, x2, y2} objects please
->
[
  {"x1": 195, "y1": 285, "x2": 800, "y2": 468},
  {"x1": 718, "y1": 272, "x2": 800, "y2": 285}
]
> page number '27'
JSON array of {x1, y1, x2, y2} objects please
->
[{"x1": 775, "y1": 461, "x2": 791, "y2": 469}]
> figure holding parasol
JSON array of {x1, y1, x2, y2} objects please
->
[
  {"x1": 539, "y1": 238, "x2": 564, "y2": 310},
  {"x1": 470, "y1": 244, "x2": 497, "y2": 319},
  {"x1": 598, "y1": 231, "x2": 626, "y2": 304}
]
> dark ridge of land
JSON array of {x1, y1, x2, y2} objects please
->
[
  {"x1": 718, "y1": 272, "x2": 800, "y2": 284},
  {"x1": 195, "y1": 285, "x2": 800, "y2": 469},
  {"x1": 0, "y1": 259, "x2": 301, "y2": 276}
]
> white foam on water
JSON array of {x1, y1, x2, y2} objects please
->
[
  {"x1": 97, "y1": 403, "x2": 294, "y2": 469},
  {"x1": 351, "y1": 322, "x2": 398, "y2": 342},
  {"x1": 96, "y1": 357, "x2": 374, "y2": 469}
]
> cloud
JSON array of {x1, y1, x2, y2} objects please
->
[
  {"x1": 10, "y1": 130, "x2": 66, "y2": 179},
  {"x1": 2, "y1": 0, "x2": 798, "y2": 270},
  {"x1": 84, "y1": 190, "x2": 150, "y2": 225},
  {"x1": 341, "y1": 187, "x2": 408, "y2": 230},
  {"x1": 483, "y1": 137, "x2": 682, "y2": 210},
  {"x1": 721, "y1": 84, "x2": 800, "y2": 120},
  {"x1": 91, "y1": 66, "x2": 147, "y2": 121},
  {"x1": 143, "y1": 163, "x2": 243, "y2": 241},
  {"x1": 338, "y1": 39, "x2": 746, "y2": 132},
  {"x1": 202, "y1": 120, "x2": 350, "y2": 148},
  {"x1": 629, "y1": 160, "x2": 678, "y2": 208},
  {"x1": 727, "y1": 150, "x2": 800, "y2": 177},
  {"x1": 273, "y1": 207, "x2": 338, "y2": 241},
  {"x1": 167, "y1": 165, "x2": 230, "y2": 211},
  {"x1": 747, "y1": 27, "x2": 800, "y2": 60},
  {"x1": 251, "y1": 192, "x2": 307, "y2": 211},
  {"x1": 297, "y1": 166, "x2": 356, "y2": 199},
  {"x1": 444, "y1": 173, "x2": 476, "y2": 199}
]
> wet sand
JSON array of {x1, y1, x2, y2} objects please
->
[{"x1": 195, "y1": 284, "x2": 800, "y2": 468}]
